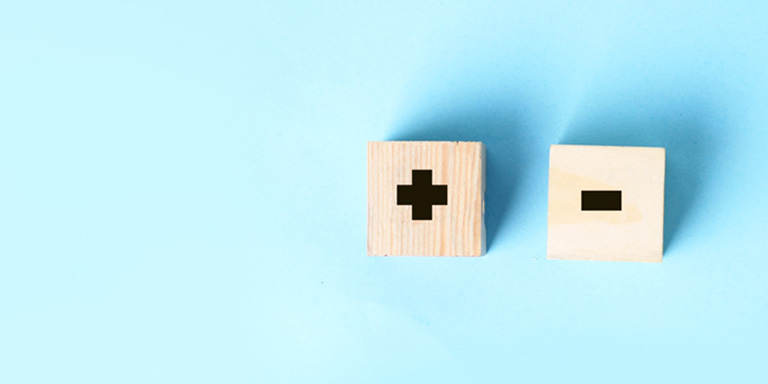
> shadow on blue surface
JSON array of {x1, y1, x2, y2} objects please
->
[
  {"x1": 388, "y1": 103, "x2": 539, "y2": 252},
  {"x1": 560, "y1": 101, "x2": 722, "y2": 254}
]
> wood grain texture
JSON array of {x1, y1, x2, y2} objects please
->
[
  {"x1": 368, "y1": 141, "x2": 485, "y2": 256},
  {"x1": 547, "y1": 144, "x2": 665, "y2": 262}
]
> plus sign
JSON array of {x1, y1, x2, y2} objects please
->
[{"x1": 397, "y1": 170, "x2": 448, "y2": 220}]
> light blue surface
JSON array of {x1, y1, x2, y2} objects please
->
[{"x1": 2, "y1": 1, "x2": 768, "y2": 382}]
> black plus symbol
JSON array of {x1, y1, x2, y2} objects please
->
[{"x1": 397, "y1": 170, "x2": 447, "y2": 220}]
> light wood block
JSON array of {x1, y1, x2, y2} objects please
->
[
  {"x1": 367, "y1": 141, "x2": 485, "y2": 256},
  {"x1": 547, "y1": 144, "x2": 665, "y2": 262}
]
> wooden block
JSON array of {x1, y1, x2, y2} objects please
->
[
  {"x1": 367, "y1": 141, "x2": 485, "y2": 256},
  {"x1": 547, "y1": 144, "x2": 665, "y2": 262}
]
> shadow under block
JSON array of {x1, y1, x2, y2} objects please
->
[
  {"x1": 367, "y1": 141, "x2": 485, "y2": 256},
  {"x1": 547, "y1": 145, "x2": 665, "y2": 262}
]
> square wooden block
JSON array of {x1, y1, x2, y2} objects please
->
[
  {"x1": 367, "y1": 141, "x2": 485, "y2": 256},
  {"x1": 547, "y1": 144, "x2": 665, "y2": 262}
]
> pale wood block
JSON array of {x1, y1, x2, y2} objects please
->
[
  {"x1": 547, "y1": 144, "x2": 665, "y2": 262},
  {"x1": 367, "y1": 141, "x2": 485, "y2": 256}
]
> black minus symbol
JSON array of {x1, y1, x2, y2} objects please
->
[{"x1": 581, "y1": 190, "x2": 622, "y2": 211}]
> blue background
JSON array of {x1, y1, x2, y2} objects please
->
[{"x1": 2, "y1": 1, "x2": 768, "y2": 383}]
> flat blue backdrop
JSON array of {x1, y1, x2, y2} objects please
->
[{"x1": 2, "y1": 1, "x2": 767, "y2": 383}]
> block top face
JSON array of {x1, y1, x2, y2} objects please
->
[
  {"x1": 547, "y1": 144, "x2": 666, "y2": 262},
  {"x1": 368, "y1": 141, "x2": 485, "y2": 256}
]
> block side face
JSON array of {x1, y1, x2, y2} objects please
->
[
  {"x1": 452, "y1": 142, "x2": 484, "y2": 256},
  {"x1": 367, "y1": 142, "x2": 386, "y2": 255},
  {"x1": 547, "y1": 145, "x2": 665, "y2": 262},
  {"x1": 659, "y1": 148, "x2": 666, "y2": 254},
  {"x1": 546, "y1": 146, "x2": 557, "y2": 258},
  {"x1": 367, "y1": 141, "x2": 484, "y2": 256},
  {"x1": 479, "y1": 143, "x2": 486, "y2": 256}
]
